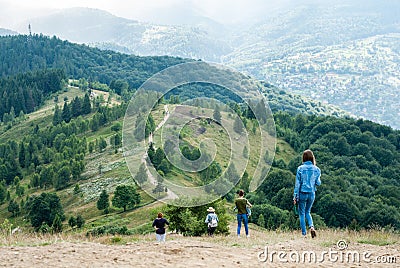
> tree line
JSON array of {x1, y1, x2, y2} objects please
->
[
  {"x1": 0, "y1": 69, "x2": 65, "y2": 121},
  {"x1": 0, "y1": 35, "x2": 187, "y2": 90},
  {"x1": 247, "y1": 112, "x2": 400, "y2": 230}
]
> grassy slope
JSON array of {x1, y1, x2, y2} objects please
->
[
  {"x1": 0, "y1": 90, "x2": 399, "y2": 252},
  {"x1": 0, "y1": 92, "x2": 295, "y2": 233}
]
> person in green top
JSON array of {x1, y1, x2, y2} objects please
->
[{"x1": 235, "y1": 189, "x2": 252, "y2": 238}]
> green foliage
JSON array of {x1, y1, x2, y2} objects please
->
[
  {"x1": 73, "y1": 184, "x2": 80, "y2": 195},
  {"x1": 97, "y1": 189, "x2": 110, "y2": 211},
  {"x1": 86, "y1": 225, "x2": 131, "y2": 236},
  {"x1": 257, "y1": 213, "x2": 265, "y2": 228},
  {"x1": 256, "y1": 112, "x2": 400, "y2": 230},
  {"x1": 164, "y1": 199, "x2": 229, "y2": 236},
  {"x1": 52, "y1": 214, "x2": 63, "y2": 233},
  {"x1": 0, "y1": 182, "x2": 6, "y2": 203},
  {"x1": 25, "y1": 192, "x2": 65, "y2": 230},
  {"x1": 0, "y1": 35, "x2": 187, "y2": 90},
  {"x1": 55, "y1": 166, "x2": 71, "y2": 190},
  {"x1": 7, "y1": 199, "x2": 20, "y2": 217},
  {"x1": 200, "y1": 161, "x2": 222, "y2": 185},
  {"x1": 152, "y1": 148, "x2": 165, "y2": 167},
  {"x1": 38, "y1": 223, "x2": 51, "y2": 234},
  {"x1": 213, "y1": 105, "x2": 221, "y2": 123},
  {"x1": 134, "y1": 163, "x2": 148, "y2": 184},
  {"x1": 76, "y1": 214, "x2": 85, "y2": 228},
  {"x1": 15, "y1": 183, "x2": 24, "y2": 197},
  {"x1": 0, "y1": 69, "x2": 65, "y2": 120},
  {"x1": 68, "y1": 216, "x2": 77, "y2": 228},
  {"x1": 251, "y1": 204, "x2": 290, "y2": 230},
  {"x1": 158, "y1": 159, "x2": 171, "y2": 174},
  {"x1": 112, "y1": 185, "x2": 141, "y2": 212}
]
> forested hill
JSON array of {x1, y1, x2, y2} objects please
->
[
  {"x1": 0, "y1": 69, "x2": 65, "y2": 120},
  {"x1": 0, "y1": 34, "x2": 348, "y2": 117},
  {"x1": 0, "y1": 34, "x2": 399, "y2": 235},
  {"x1": 0, "y1": 34, "x2": 187, "y2": 90},
  {"x1": 248, "y1": 113, "x2": 400, "y2": 230}
]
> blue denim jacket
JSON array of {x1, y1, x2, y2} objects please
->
[
  {"x1": 205, "y1": 213, "x2": 218, "y2": 224},
  {"x1": 293, "y1": 161, "x2": 321, "y2": 200}
]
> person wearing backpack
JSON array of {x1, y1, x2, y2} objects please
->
[
  {"x1": 293, "y1": 149, "x2": 321, "y2": 238},
  {"x1": 235, "y1": 190, "x2": 252, "y2": 238},
  {"x1": 152, "y1": 212, "x2": 169, "y2": 242},
  {"x1": 205, "y1": 207, "x2": 218, "y2": 236}
]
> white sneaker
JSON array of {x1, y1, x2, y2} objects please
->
[
  {"x1": 246, "y1": 235, "x2": 250, "y2": 238},
  {"x1": 237, "y1": 235, "x2": 241, "y2": 238}
]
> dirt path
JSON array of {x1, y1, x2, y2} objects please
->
[
  {"x1": 1, "y1": 230, "x2": 398, "y2": 268},
  {"x1": 144, "y1": 105, "x2": 178, "y2": 201}
]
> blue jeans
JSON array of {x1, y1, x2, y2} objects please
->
[
  {"x1": 156, "y1": 233, "x2": 166, "y2": 242},
  {"x1": 237, "y1": 214, "x2": 249, "y2": 235},
  {"x1": 298, "y1": 192, "x2": 315, "y2": 235}
]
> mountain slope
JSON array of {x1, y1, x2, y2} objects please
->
[
  {"x1": 222, "y1": 0, "x2": 400, "y2": 128},
  {"x1": 0, "y1": 28, "x2": 18, "y2": 36},
  {"x1": 0, "y1": 35, "x2": 348, "y2": 118},
  {"x1": 15, "y1": 2, "x2": 400, "y2": 128},
  {"x1": 20, "y1": 8, "x2": 230, "y2": 62},
  {"x1": 0, "y1": 34, "x2": 399, "y2": 237}
]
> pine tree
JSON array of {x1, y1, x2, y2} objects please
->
[
  {"x1": 30, "y1": 173, "x2": 40, "y2": 188},
  {"x1": 254, "y1": 99, "x2": 267, "y2": 124},
  {"x1": 82, "y1": 93, "x2": 92, "y2": 115},
  {"x1": 55, "y1": 166, "x2": 71, "y2": 190},
  {"x1": 68, "y1": 216, "x2": 77, "y2": 228},
  {"x1": 134, "y1": 163, "x2": 148, "y2": 184},
  {"x1": 61, "y1": 102, "x2": 71, "y2": 123},
  {"x1": 242, "y1": 146, "x2": 249, "y2": 158},
  {"x1": 152, "y1": 148, "x2": 165, "y2": 167},
  {"x1": 112, "y1": 133, "x2": 122, "y2": 148},
  {"x1": 8, "y1": 199, "x2": 20, "y2": 217},
  {"x1": 98, "y1": 137, "x2": 107, "y2": 152},
  {"x1": 213, "y1": 105, "x2": 222, "y2": 123},
  {"x1": 112, "y1": 185, "x2": 141, "y2": 212},
  {"x1": 53, "y1": 104, "x2": 62, "y2": 125},
  {"x1": 73, "y1": 184, "x2": 80, "y2": 195},
  {"x1": 71, "y1": 96, "x2": 82, "y2": 118},
  {"x1": 145, "y1": 114, "x2": 156, "y2": 138},
  {"x1": 233, "y1": 116, "x2": 244, "y2": 134},
  {"x1": 18, "y1": 142, "x2": 26, "y2": 168},
  {"x1": 257, "y1": 214, "x2": 265, "y2": 228},
  {"x1": 97, "y1": 189, "x2": 110, "y2": 211},
  {"x1": 52, "y1": 214, "x2": 63, "y2": 233},
  {"x1": 0, "y1": 182, "x2": 6, "y2": 203},
  {"x1": 76, "y1": 215, "x2": 85, "y2": 228},
  {"x1": 152, "y1": 182, "x2": 165, "y2": 197}
]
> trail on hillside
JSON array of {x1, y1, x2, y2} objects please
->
[{"x1": 143, "y1": 105, "x2": 178, "y2": 201}]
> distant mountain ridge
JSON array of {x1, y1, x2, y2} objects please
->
[
  {"x1": 0, "y1": 28, "x2": 18, "y2": 36},
  {"x1": 8, "y1": 1, "x2": 400, "y2": 128},
  {"x1": 18, "y1": 8, "x2": 230, "y2": 62},
  {"x1": 0, "y1": 34, "x2": 348, "y2": 118}
]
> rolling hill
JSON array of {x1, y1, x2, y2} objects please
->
[
  {"x1": 9, "y1": 1, "x2": 400, "y2": 128},
  {"x1": 0, "y1": 34, "x2": 399, "y2": 241}
]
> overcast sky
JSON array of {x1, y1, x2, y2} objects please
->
[{"x1": 0, "y1": 0, "x2": 293, "y2": 29}]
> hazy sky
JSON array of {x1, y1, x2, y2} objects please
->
[{"x1": 0, "y1": 0, "x2": 292, "y2": 28}]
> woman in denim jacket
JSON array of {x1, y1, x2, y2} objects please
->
[{"x1": 293, "y1": 149, "x2": 321, "y2": 238}]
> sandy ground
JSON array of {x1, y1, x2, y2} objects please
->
[{"x1": 1, "y1": 231, "x2": 399, "y2": 268}]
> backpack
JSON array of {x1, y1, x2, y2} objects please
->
[
  {"x1": 246, "y1": 207, "x2": 251, "y2": 217},
  {"x1": 208, "y1": 215, "x2": 218, "y2": 228}
]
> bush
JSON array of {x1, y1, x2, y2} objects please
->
[
  {"x1": 86, "y1": 225, "x2": 131, "y2": 237},
  {"x1": 164, "y1": 198, "x2": 230, "y2": 236}
]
